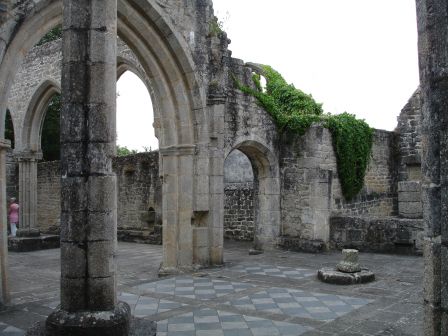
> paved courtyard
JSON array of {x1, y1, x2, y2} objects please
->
[{"x1": 0, "y1": 241, "x2": 423, "y2": 335}]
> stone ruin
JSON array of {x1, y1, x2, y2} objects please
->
[
  {"x1": 5, "y1": 37, "x2": 426, "y2": 255},
  {"x1": 0, "y1": 0, "x2": 446, "y2": 334}
]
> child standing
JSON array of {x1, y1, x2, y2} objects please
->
[{"x1": 8, "y1": 197, "x2": 19, "y2": 237}]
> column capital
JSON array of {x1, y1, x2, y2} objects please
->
[
  {"x1": 159, "y1": 144, "x2": 196, "y2": 156},
  {"x1": 0, "y1": 139, "x2": 10, "y2": 151},
  {"x1": 14, "y1": 150, "x2": 42, "y2": 161}
]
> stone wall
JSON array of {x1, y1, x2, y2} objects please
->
[
  {"x1": 330, "y1": 216, "x2": 424, "y2": 255},
  {"x1": 114, "y1": 152, "x2": 162, "y2": 244},
  {"x1": 396, "y1": 90, "x2": 423, "y2": 219},
  {"x1": 36, "y1": 152, "x2": 162, "y2": 243},
  {"x1": 223, "y1": 149, "x2": 255, "y2": 241},
  {"x1": 278, "y1": 126, "x2": 398, "y2": 249},
  {"x1": 224, "y1": 183, "x2": 254, "y2": 241},
  {"x1": 396, "y1": 89, "x2": 422, "y2": 181},
  {"x1": 36, "y1": 161, "x2": 59, "y2": 233},
  {"x1": 332, "y1": 129, "x2": 399, "y2": 217}
]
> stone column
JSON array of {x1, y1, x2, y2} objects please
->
[
  {"x1": 160, "y1": 146, "x2": 195, "y2": 273},
  {"x1": 46, "y1": 0, "x2": 130, "y2": 334},
  {"x1": 416, "y1": 0, "x2": 448, "y2": 334},
  {"x1": 16, "y1": 151, "x2": 41, "y2": 236},
  {"x1": 0, "y1": 139, "x2": 10, "y2": 305}
]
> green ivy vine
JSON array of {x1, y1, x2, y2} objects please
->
[{"x1": 235, "y1": 65, "x2": 373, "y2": 201}]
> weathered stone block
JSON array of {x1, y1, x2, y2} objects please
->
[
  {"x1": 87, "y1": 277, "x2": 116, "y2": 311},
  {"x1": 424, "y1": 239, "x2": 442, "y2": 305},
  {"x1": 87, "y1": 103, "x2": 116, "y2": 142},
  {"x1": 60, "y1": 103, "x2": 87, "y2": 143},
  {"x1": 62, "y1": 0, "x2": 90, "y2": 29},
  {"x1": 88, "y1": 211, "x2": 116, "y2": 241},
  {"x1": 399, "y1": 201, "x2": 423, "y2": 218},
  {"x1": 60, "y1": 211, "x2": 87, "y2": 242},
  {"x1": 87, "y1": 241, "x2": 115, "y2": 278},
  {"x1": 61, "y1": 242, "x2": 86, "y2": 278},
  {"x1": 398, "y1": 181, "x2": 421, "y2": 192},
  {"x1": 60, "y1": 278, "x2": 86, "y2": 311},
  {"x1": 61, "y1": 177, "x2": 87, "y2": 212},
  {"x1": 88, "y1": 175, "x2": 116, "y2": 212},
  {"x1": 398, "y1": 191, "x2": 422, "y2": 203}
]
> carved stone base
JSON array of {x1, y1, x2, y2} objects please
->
[
  {"x1": 44, "y1": 302, "x2": 131, "y2": 336},
  {"x1": 27, "y1": 315, "x2": 156, "y2": 336},
  {"x1": 317, "y1": 267, "x2": 375, "y2": 285}
]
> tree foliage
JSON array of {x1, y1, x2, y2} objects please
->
[
  {"x1": 116, "y1": 145, "x2": 138, "y2": 157},
  {"x1": 236, "y1": 65, "x2": 373, "y2": 200},
  {"x1": 5, "y1": 109, "x2": 14, "y2": 148},
  {"x1": 36, "y1": 26, "x2": 62, "y2": 46},
  {"x1": 41, "y1": 94, "x2": 61, "y2": 161}
]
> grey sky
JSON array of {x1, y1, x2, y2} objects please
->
[{"x1": 117, "y1": 0, "x2": 419, "y2": 151}]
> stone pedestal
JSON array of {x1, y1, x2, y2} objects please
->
[
  {"x1": 318, "y1": 249, "x2": 374, "y2": 285},
  {"x1": 44, "y1": 0, "x2": 130, "y2": 334},
  {"x1": 337, "y1": 249, "x2": 361, "y2": 273},
  {"x1": 16, "y1": 151, "x2": 42, "y2": 235},
  {"x1": 46, "y1": 302, "x2": 131, "y2": 336}
]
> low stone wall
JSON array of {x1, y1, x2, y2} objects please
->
[
  {"x1": 330, "y1": 216, "x2": 424, "y2": 255},
  {"x1": 224, "y1": 182, "x2": 254, "y2": 241},
  {"x1": 279, "y1": 126, "x2": 399, "y2": 251},
  {"x1": 36, "y1": 152, "x2": 162, "y2": 243}
]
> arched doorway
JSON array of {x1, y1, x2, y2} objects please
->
[
  {"x1": 0, "y1": 0, "x2": 208, "y2": 307},
  {"x1": 225, "y1": 139, "x2": 281, "y2": 252},
  {"x1": 116, "y1": 70, "x2": 162, "y2": 245}
]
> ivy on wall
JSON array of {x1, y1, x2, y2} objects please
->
[
  {"x1": 236, "y1": 65, "x2": 373, "y2": 200},
  {"x1": 36, "y1": 26, "x2": 62, "y2": 46}
]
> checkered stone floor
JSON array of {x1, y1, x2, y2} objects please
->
[
  {"x1": 118, "y1": 292, "x2": 185, "y2": 317},
  {"x1": 156, "y1": 308, "x2": 313, "y2": 336},
  {"x1": 0, "y1": 323, "x2": 25, "y2": 336},
  {"x1": 136, "y1": 276, "x2": 254, "y2": 300},
  {"x1": 230, "y1": 263, "x2": 315, "y2": 281},
  {"x1": 227, "y1": 287, "x2": 373, "y2": 321}
]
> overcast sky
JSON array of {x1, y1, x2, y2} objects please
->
[{"x1": 117, "y1": 0, "x2": 420, "y2": 151}]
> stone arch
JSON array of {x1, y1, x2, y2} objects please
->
[
  {"x1": 226, "y1": 137, "x2": 280, "y2": 250},
  {"x1": 0, "y1": 0, "x2": 202, "y2": 146},
  {"x1": 21, "y1": 79, "x2": 60, "y2": 153},
  {"x1": 0, "y1": 0, "x2": 207, "y2": 277}
]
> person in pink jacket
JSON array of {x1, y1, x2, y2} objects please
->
[{"x1": 8, "y1": 197, "x2": 19, "y2": 237}]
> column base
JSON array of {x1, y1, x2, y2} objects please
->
[
  {"x1": 44, "y1": 302, "x2": 131, "y2": 336},
  {"x1": 27, "y1": 316, "x2": 156, "y2": 336}
]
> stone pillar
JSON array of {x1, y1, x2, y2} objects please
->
[
  {"x1": 45, "y1": 0, "x2": 130, "y2": 334},
  {"x1": 0, "y1": 139, "x2": 10, "y2": 305},
  {"x1": 160, "y1": 146, "x2": 195, "y2": 273},
  {"x1": 416, "y1": 0, "x2": 448, "y2": 334},
  {"x1": 16, "y1": 151, "x2": 41, "y2": 235}
]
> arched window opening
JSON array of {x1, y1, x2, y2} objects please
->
[
  {"x1": 116, "y1": 70, "x2": 158, "y2": 154},
  {"x1": 41, "y1": 93, "x2": 61, "y2": 161},
  {"x1": 224, "y1": 149, "x2": 255, "y2": 242},
  {"x1": 5, "y1": 109, "x2": 14, "y2": 148}
]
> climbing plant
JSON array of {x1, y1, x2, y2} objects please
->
[
  {"x1": 36, "y1": 26, "x2": 62, "y2": 46},
  {"x1": 236, "y1": 65, "x2": 373, "y2": 200}
]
